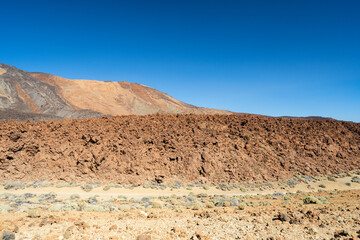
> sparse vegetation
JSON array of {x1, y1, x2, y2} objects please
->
[{"x1": 3, "y1": 181, "x2": 26, "y2": 190}]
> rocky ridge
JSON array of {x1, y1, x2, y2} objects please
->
[{"x1": 0, "y1": 114, "x2": 359, "y2": 184}]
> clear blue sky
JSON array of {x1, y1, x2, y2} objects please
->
[{"x1": 1, "y1": 0, "x2": 359, "y2": 122}]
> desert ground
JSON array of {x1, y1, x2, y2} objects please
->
[{"x1": 1, "y1": 173, "x2": 360, "y2": 240}]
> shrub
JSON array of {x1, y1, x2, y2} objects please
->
[
  {"x1": 123, "y1": 184, "x2": 136, "y2": 190},
  {"x1": 70, "y1": 194, "x2": 80, "y2": 200},
  {"x1": 205, "y1": 201, "x2": 215, "y2": 208},
  {"x1": 286, "y1": 179, "x2": 297, "y2": 188},
  {"x1": 238, "y1": 203, "x2": 246, "y2": 210},
  {"x1": 3, "y1": 181, "x2": 26, "y2": 190},
  {"x1": 117, "y1": 195, "x2": 127, "y2": 200},
  {"x1": 87, "y1": 196, "x2": 98, "y2": 205},
  {"x1": 272, "y1": 192, "x2": 285, "y2": 198},
  {"x1": 240, "y1": 187, "x2": 247, "y2": 192},
  {"x1": 168, "y1": 182, "x2": 182, "y2": 189},
  {"x1": 218, "y1": 183, "x2": 231, "y2": 191},
  {"x1": 27, "y1": 208, "x2": 41, "y2": 218},
  {"x1": 0, "y1": 203, "x2": 13, "y2": 213},
  {"x1": 202, "y1": 184, "x2": 210, "y2": 190},
  {"x1": 284, "y1": 196, "x2": 291, "y2": 201},
  {"x1": 330, "y1": 190, "x2": 340, "y2": 195},
  {"x1": 223, "y1": 201, "x2": 231, "y2": 207},
  {"x1": 261, "y1": 201, "x2": 271, "y2": 206},
  {"x1": 196, "y1": 193, "x2": 208, "y2": 198},
  {"x1": 327, "y1": 176, "x2": 337, "y2": 182},
  {"x1": 151, "y1": 201, "x2": 163, "y2": 209},
  {"x1": 32, "y1": 180, "x2": 52, "y2": 188},
  {"x1": 303, "y1": 195, "x2": 322, "y2": 204},
  {"x1": 351, "y1": 176, "x2": 360, "y2": 183},
  {"x1": 81, "y1": 184, "x2": 93, "y2": 192},
  {"x1": 56, "y1": 182, "x2": 73, "y2": 188},
  {"x1": 191, "y1": 203, "x2": 201, "y2": 210},
  {"x1": 318, "y1": 184, "x2": 326, "y2": 188}
]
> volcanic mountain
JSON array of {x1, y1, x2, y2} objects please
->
[{"x1": 0, "y1": 63, "x2": 230, "y2": 121}]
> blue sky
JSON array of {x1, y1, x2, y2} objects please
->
[{"x1": 1, "y1": 0, "x2": 359, "y2": 122}]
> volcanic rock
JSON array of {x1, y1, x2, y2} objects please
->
[{"x1": 0, "y1": 114, "x2": 359, "y2": 184}]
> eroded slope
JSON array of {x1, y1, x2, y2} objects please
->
[{"x1": 0, "y1": 63, "x2": 103, "y2": 120}]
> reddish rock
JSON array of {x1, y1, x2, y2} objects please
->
[{"x1": 0, "y1": 114, "x2": 359, "y2": 183}]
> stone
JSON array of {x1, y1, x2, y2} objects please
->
[
  {"x1": 63, "y1": 226, "x2": 74, "y2": 239},
  {"x1": 277, "y1": 212, "x2": 290, "y2": 222}
]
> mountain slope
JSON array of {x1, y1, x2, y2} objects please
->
[
  {"x1": 0, "y1": 63, "x2": 103, "y2": 120},
  {"x1": 30, "y1": 72, "x2": 229, "y2": 116},
  {"x1": 0, "y1": 63, "x2": 230, "y2": 120}
]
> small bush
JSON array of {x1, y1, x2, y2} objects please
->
[
  {"x1": 327, "y1": 176, "x2": 337, "y2": 182},
  {"x1": 191, "y1": 203, "x2": 201, "y2": 210},
  {"x1": 81, "y1": 184, "x2": 93, "y2": 192},
  {"x1": 151, "y1": 201, "x2": 163, "y2": 209},
  {"x1": 284, "y1": 196, "x2": 291, "y2": 201},
  {"x1": 202, "y1": 184, "x2": 210, "y2": 190},
  {"x1": 318, "y1": 184, "x2": 326, "y2": 188},
  {"x1": 238, "y1": 203, "x2": 246, "y2": 210},
  {"x1": 32, "y1": 180, "x2": 52, "y2": 188},
  {"x1": 240, "y1": 187, "x2": 247, "y2": 192},
  {"x1": 205, "y1": 201, "x2": 215, "y2": 208},
  {"x1": 196, "y1": 193, "x2": 208, "y2": 198},
  {"x1": 123, "y1": 184, "x2": 136, "y2": 190},
  {"x1": 56, "y1": 182, "x2": 73, "y2": 188},
  {"x1": 217, "y1": 183, "x2": 233, "y2": 191},
  {"x1": 351, "y1": 176, "x2": 360, "y2": 183},
  {"x1": 303, "y1": 195, "x2": 322, "y2": 204},
  {"x1": 168, "y1": 182, "x2": 182, "y2": 189},
  {"x1": 3, "y1": 181, "x2": 26, "y2": 190},
  {"x1": 223, "y1": 201, "x2": 231, "y2": 207},
  {"x1": 27, "y1": 208, "x2": 41, "y2": 218},
  {"x1": 70, "y1": 194, "x2": 80, "y2": 200}
]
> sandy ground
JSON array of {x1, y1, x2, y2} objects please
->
[
  {"x1": 0, "y1": 176, "x2": 359, "y2": 200},
  {"x1": 1, "y1": 176, "x2": 360, "y2": 239},
  {"x1": 0, "y1": 189, "x2": 359, "y2": 240}
]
